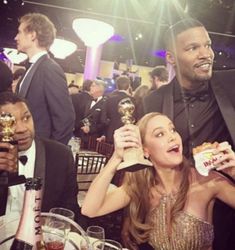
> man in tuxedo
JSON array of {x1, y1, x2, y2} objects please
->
[
  {"x1": 15, "y1": 13, "x2": 75, "y2": 145},
  {"x1": 71, "y1": 79, "x2": 93, "y2": 138},
  {"x1": 100, "y1": 76, "x2": 136, "y2": 144},
  {"x1": 144, "y1": 18, "x2": 235, "y2": 250},
  {"x1": 149, "y1": 65, "x2": 169, "y2": 92},
  {"x1": 0, "y1": 92, "x2": 84, "y2": 226},
  {"x1": 80, "y1": 79, "x2": 107, "y2": 147}
]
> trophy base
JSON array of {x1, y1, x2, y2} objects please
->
[{"x1": 116, "y1": 147, "x2": 153, "y2": 172}]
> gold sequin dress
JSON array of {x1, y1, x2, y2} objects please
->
[{"x1": 148, "y1": 194, "x2": 214, "y2": 250}]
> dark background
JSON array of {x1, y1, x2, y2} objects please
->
[{"x1": 0, "y1": 0, "x2": 235, "y2": 73}]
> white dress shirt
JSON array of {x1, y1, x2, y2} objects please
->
[
  {"x1": 5, "y1": 140, "x2": 36, "y2": 219},
  {"x1": 18, "y1": 50, "x2": 47, "y2": 92},
  {"x1": 90, "y1": 96, "x2": 102, "y2": 109}
]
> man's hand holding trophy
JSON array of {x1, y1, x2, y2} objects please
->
[
  {"x1": 116, "y1": 98, "x2": 153, "y2": 171},
  {"x1": 0, "y1": 112, "x2": 18, "y2": 173},
  {"x1": 0, "y1": 112, "x2": 20, "y2": 216}
]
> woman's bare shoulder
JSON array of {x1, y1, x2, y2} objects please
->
[{"x1": 189, "y1": 167, "x2": 230, "y2": 191}]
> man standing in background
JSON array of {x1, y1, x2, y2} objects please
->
[
  {"x1": 15, "y1": 13, "x2": 75, "y2": 145},
  {"x1": 80, "y1": 79, "x2": 107, "y2": 147},
  {"x1": 100, "y1": 76, "x2": 136, "y2": 144},
  {"x1": 149, "y1": 65, "x2": 169, "y2": 92}
]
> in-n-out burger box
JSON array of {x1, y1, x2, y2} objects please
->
[{"x1": 193, "y1": 142, "x2": 223, "y2": 176}]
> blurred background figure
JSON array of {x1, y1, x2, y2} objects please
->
[
  {"x1": 133, "y1": 85, "x2": 150, "y2": 120},
  {"x1": 71, "y1": 79, "x2": 93, "y2": 138},
  {"x1": 149, "y1": 65, "x2": 169, "y2": 92},
  {"x1": 0, "y1": 60, "x2": 13, "y2": 93},
  {"x1": 68, "y1": 80, "x2": 80, "y2": 95},
  {"x1": 12, "y1": 68, "x2": 26, "y2": 93},
  {"x1": 80, "y1": 79, "x2": 107, "y2": 148},
  {"x1": 100, "y1": 75, "x2": 137, "y2": 144}
]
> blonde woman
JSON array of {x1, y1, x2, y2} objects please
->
[{"x1": 82, "y1": 112, "x2": 235, "y2": 250}]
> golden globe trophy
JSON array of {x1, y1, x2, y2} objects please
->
[
  {"x1": 117, "y1": 98, "x2": 153, "y2": 172},
  {"x1": 0, "y1": 112, "x2": 19, "y2": 216}
]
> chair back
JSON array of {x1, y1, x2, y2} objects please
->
[
  {"x1": 76, "y1": 154, "x2": 107, "y2": 191},
  {"x1": 96, "y1": 141, "x2": 114, "y2": 160}
]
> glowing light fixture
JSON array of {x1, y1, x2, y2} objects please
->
[
  {"x1": 72, "y1": 18, "x2": 114, "y2": 80},
  {"x1": 73, "y1": 18, "x2": 114, "y2": 47},
  {"x1": 3, "y1": 48, "x2": 28, "y2": 64},
  {"x1": 49, "y1": 38, "x2": 77, "y2": 59}
]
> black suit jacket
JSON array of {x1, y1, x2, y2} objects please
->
[
  {"x1": 84, "y1": 96, "x2": 108, "y2": 135},
  {"x1": 144, "y1": 70, "x2": 235, "y2": 147},
  {"x1": 33, "y1": 137, "x2": 79, "y2": 216},
  {"x1": 100, "y1": 91, "x2": 137, "y2": 143},
  {"x1": 16, "y1": 54, "x2": 75, "y2": 145},
  {"x1": 71, "y1": 91, "x2": 93, "y2": 137}
]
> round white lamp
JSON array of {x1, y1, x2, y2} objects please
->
[
  {"x1": 50, "y1": 38, "x2": 77, "y2": 59},
  {"x1": 73, "y1": 18, "x2": 114, "y2": 80}
]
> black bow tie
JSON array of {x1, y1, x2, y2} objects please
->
[
  {"x1": 182, "y1": 90, "x2": 209, "y2": 102},
  {"x1": 19, "y1": 155, "x2": 28, "y2": 165}
]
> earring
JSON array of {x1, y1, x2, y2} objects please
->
[{"x1": 144, "y1": 154, "x2": 150, "y2": 160}]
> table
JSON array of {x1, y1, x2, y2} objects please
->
[{"x1": 0, "y1": 212, "x2": 89, "y2": 250}]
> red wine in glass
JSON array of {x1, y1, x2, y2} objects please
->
[{"x1": 46, "y1": 241, "x2": 65, "y2": 250}]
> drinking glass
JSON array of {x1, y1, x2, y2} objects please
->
[
  {"x1": 49, "y1": 208, "x2": 75, "y2": 236},
  {"x1": 86, "y1": 225, "x2": 105, "y2": 241},
  {"x1": 49, "y1": 207, "x2": 75, "y2": 220},
  {"x1": 68, "y1": 137, "x2": 81, "y2": 159},
  {"x1": 43, "y1": 222, "x2": 66, "y2": 250},
  {"x1": 92, "y1": 239, "x2": 122, "y2": 250}
]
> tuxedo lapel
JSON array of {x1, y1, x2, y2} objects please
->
[
  {"x1": 211, "y1": 77, "x2": 235, "y2": 146},
  {"x1": 18, "y1": 54, "x2": 48, "y2": 98},
  {"x1": 84, "y1": 101, "x2": 91, "y2": 116},
  {"x1": 34, "y1": 137, "x2": 46, "y2": 196},
  {"x1": 162, "y1": 81, "x2": 174, "y2": 121}
]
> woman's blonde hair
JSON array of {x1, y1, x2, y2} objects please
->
[{"x1": 123, "y1": 112, "x2": 191, "y2": 243}]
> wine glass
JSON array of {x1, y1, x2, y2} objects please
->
[
  {"x1": 86, "y1": 225, "x2": 105, "y2": 241},
  {"x1": 43, "y1": 221, "x2": 66, "y2": 250},
  {"x1": 49, "y1": 208, "x2": 75, "y2": 237}
]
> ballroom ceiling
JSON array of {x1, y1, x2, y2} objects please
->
[{"x1": 0, "y1": 0, "x2": 235, "y2": 73}]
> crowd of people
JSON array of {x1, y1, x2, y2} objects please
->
[{"x1": 0, "y1": 12, "x2": 235, "y2": 250}]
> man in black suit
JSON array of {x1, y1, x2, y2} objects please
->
[
  {"x1": 80, "y1": 79, "x2": 107, "y2": 146},
  {"x1": 144, "y1": 18, "x2": 235, "y2": 250},
  {"x1": 71, "y1": 79, "x2": 93, "y2": 138},
  {"x1": 100, "y1": 76, "x2": 136, "y2": 144},
  {"x1": 0, "y1": 92, "x2": 84, "y2": 226},
  {"x1": 15, "y1": 13, "x2": 75, "y2": 145}
]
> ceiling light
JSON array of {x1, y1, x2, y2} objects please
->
[
  {"x1": 3, "y1": 48, "x2": 28, "y2": 64},
  {"x1": 49, "y1": 38, "x2": 77, "y2": 59},
  {"x1": 72, "y1": 18, "x2": 114, "y2": 47}
]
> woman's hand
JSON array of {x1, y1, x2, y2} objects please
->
[
  {"x1": 213, "y1": 141, "x2": 235, "y2": 171},
  {"x1": 113, "y1": 124, "x2": 141, "y2": 162}
]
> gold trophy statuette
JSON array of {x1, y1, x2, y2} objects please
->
[
  {"x1": 0, "y1": 112, "x2": 18, "y2": 172},
  {"x1": 0, "y1": 112, "x2": 16, "y2": 142},
  {"x1": 117, "y1": 98, "x2": 153, "y2": 171}
]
